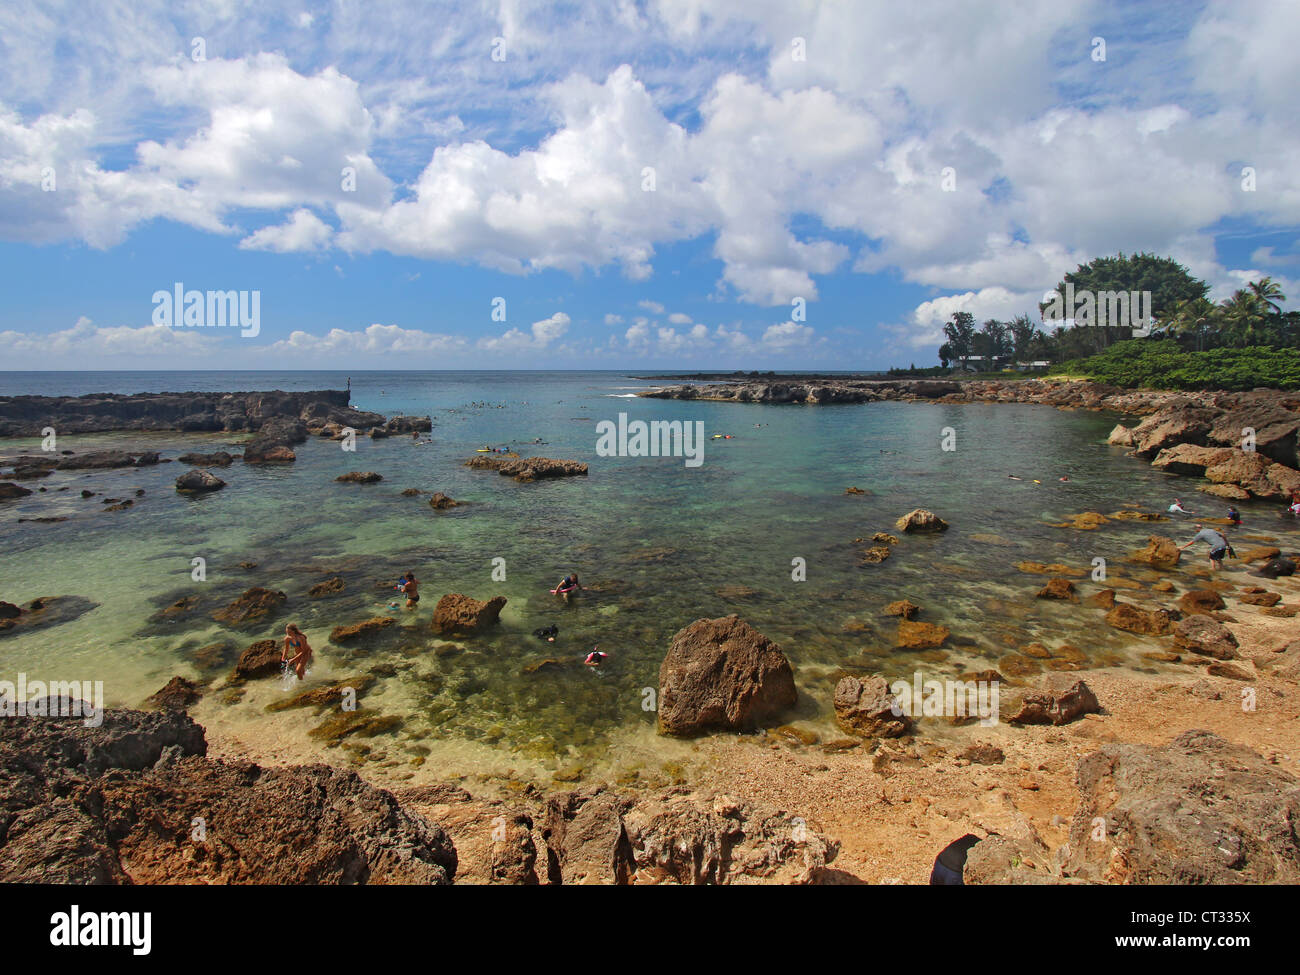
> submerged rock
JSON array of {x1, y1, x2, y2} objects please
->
[
  {"x1": 308, "y1": 576, "x2": 346, "y2": 598},
  {"x1": 212, "y1": 587, "x2": 287, "y2": 629},
  {"x1": 895, "y1": 620, "x2": 950, "y2": 649},
  {"x1": 177, "y1": 451, "x2": 236, "y2": 467},
  {"x1": 884, "y1": 599, "x2": 920, "y2": 619},
  {"x1": 308, "y1": 708, "x2": 403, "y2": 745},
  {"x1": 1105, "y1": 602, "x2": 1179, "y2": 636},
  {"x1": 657, "y1": 615, "x2": 797, "y2": 736},
  {"x1": 0, "y1": 481, "x2": 33, "y2": 501},
  {"x1": 336, "y1": 471, "x2": 383, "y2": 483},
  {"x1": 330, "y1": 617, "x2": 396, "y2": 643},
  {"x1": 0, "y1": 595, "x2": 99, "y2": 637}
]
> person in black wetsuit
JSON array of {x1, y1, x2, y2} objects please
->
[{"x1": 930, "y1": 834, "x2": 981, "y2": 885}]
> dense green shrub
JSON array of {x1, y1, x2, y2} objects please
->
[{"x1": 1048, "y1": 339, "x2": 1300, "y2": 390}]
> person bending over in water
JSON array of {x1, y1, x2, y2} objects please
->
[
  {"x1": 555, "y1": 572, "x2": 583, "y2": 600},
  {"x1": 1168, "y1": 498, "x2": 1190, "y2": 514},
  {"x1": 282, "y1": 623, "x2": 314, "y2": 680},
  {"x1": 401, "y1": 571, "x2": 420, "y2": 610},
  {"x1": 584, "y1": 646, "x2": 608, "y2": 667},
  {"x1": 1179, "y1": 524, "x2": 1230, "y2": 571}
]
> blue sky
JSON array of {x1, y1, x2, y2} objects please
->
[{"x1": 1, "y1": 0, "x2": 1297, "y2": 370}]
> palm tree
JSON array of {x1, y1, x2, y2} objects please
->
[
  {"x1": 1221, "y1": 290, "x2": 1273, "y2": 347},
  {"x1": 1168, "y1": 297, "x2": 1218, "y2": 350},
  {"x1": 1248, "y1": 276, "x2": 1286, "y2": 315}
]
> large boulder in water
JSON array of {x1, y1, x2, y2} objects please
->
[
  {"x1": 1065, "y1": 730, "x2": 1300, "y2": 884},
  {"x1": 232, "y1": 639, "x2": 282, "y2": 680},
  {"x1": 895, "y1": 508, "x2": 948, "y2": 533},
  {"x1": 175, "y1": 468, "x2": 226, "y2": 493},
  {"x1": 432, "y1": 594, "x2": 507, "y2": 636},
  {"x1": 1127, "y1": 535, "x2": 1181, "y2": 569},
  {"x1": 657, "y1": 615, "x2": 796, "y2": 736}
]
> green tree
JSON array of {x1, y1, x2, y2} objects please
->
[
  {"x1": 1007, "y1": 314, "x2": 1038, "y2": 361},
  {"x1": 979, "y1": 319, "x2": 1009, "y2": 364},
  {"x1": 1042, "y1": 252, "x2": 1209, "y2": 323},
  {"x1": 942, "y1": 312, "x2": 976, "y2": 368}
]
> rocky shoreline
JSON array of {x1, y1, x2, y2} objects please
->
[
  {"x1": 0, "y1": 388, "x2": 437, "y2": 442},
  {"x1": 0, "y1": 388, "x2": 441, "y2": 504},
  {"x1": 640, "y1": 378, "x2": 1300, "y2": 501},
  {"x1": 5, "y1": 571, "x2": 1299, "y2": 883}
]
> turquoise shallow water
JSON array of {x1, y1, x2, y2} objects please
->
[{"x1": 2, "y1": 372, "x2": 1297, "y2": 777}]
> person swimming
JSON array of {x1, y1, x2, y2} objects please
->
[
  {"x1": 584, "y1": 646, "x2": 608, "y2": 667},
  {"x1": 533, "y1": 623, "x2": 558, "y2": 641},
  {"x1": 282, "y1": 623, "x2": 313, "y2": 681},
  {"x1": 1169, "y1": 498, "x2": 1190, "y2": 514}
]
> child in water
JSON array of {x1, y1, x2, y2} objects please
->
[
  {"x1": 556, "y1": 572, "x2": 583, "y2": 600},
  {"x1": 584, "y1": 646, "x2": 608, "y2": 667}
]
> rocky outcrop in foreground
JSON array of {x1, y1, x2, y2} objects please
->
[
  {"x1": 0, "y1": 705, "x2": 457, "y2": 884},
  {"x1": 538, "y1": 787, "x2": 838, "y2": 885},
  {"x1": 966, "y1": 730, "x2": 1300, "y2": 884},
  {"x1": 657, "y1": 615, "x2": 797, "y2": 735}
]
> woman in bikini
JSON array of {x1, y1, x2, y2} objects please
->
[{"x1": 282, "y1": 623, "x2": 314, "y2": 680}]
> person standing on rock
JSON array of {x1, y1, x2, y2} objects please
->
[
  {"x1": 1179, "y1": 524, "x2": 1229, "y2": 571},
  {"x1": 282, "y1": 623, "x2": 314, "y2": 680}
]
